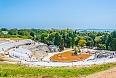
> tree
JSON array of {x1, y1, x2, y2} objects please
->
[
  {"x1": 59, "y1": 38, "x2": 64, "y2": 51},
  {"x1": 30, "y1": 31, "x2": 35, "y2": 37},
  {"x1": 105, "y1": 35, "x2": 111, "y2": 49},
  {"x1": 73, "y1": 47, "x2": 81, "y2": 56},
  {"x1": 46, "y1": 32, "x2": 55, "y2": 45},
  {"x1": 111, "y1": 31, "x2": 116, "y2": 38},
  {"x1": 98, "y1": 44, "x2": 106, "y2": 50},
  {"x1": 74, "y1": 47, "x2": 78, "y2": 55},
  {"x1": 88, "y1": 31, "x2": 97, "y2": 40},
  {"x1": 75, "y1": 36, "x2": 82, "y2": 46},
  {"x1": 94, "y1": 36, "x2": 102, "y2": 46},
  {"x1": 1, "y1": 28, "x2": 8, "y2": 31},
  {"x1": 63, "y1": 33, "x2": 71, "y2": 48},
  {"x1": 54, "y1": 33, "x2": 61, "y2": 46},
  {"x1": 84, "y1": 36, "x2": 94, "y2": 47},
  {"x1": 71, "y1": 33, "x2": 75, "y2": 48},
  {"x1": 109, "y1": 38, "x2": 116, "y2": 51},
  {"x1": 41, "y1": 33, "x2": 48, "y2": 43},
  {"x1": 78, "y1": 39, "x2": 87, "y2": 47},
  {"x1": 8, "y1": 28, "x2": 18, "y2": 35},
  {"x1": 34, "y1": 35, "x2": 41, "y2": 41}
]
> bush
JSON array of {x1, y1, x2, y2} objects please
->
[{"x1": 3, "y1": 73, "x2": 8, "y2": 77}]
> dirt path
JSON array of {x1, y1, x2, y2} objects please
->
[{"x1": 81, "y1": 66, "x2": 116, "y2": 78}]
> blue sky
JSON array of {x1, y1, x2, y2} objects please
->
[{"x1": 0, "y1": 0, "x2": 116, "y2": 29}]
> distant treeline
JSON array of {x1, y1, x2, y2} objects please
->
[{"x1": 0, "y1": 28, "x2": 116, "y2": 51}]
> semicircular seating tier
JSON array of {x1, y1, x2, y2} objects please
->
[{"x1": 0, "y1": 39, "x2": 32, "y2": 52}]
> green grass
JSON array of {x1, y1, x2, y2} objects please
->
[{"x1": 0, "y1": 63, "x2": 116, "y2": 78}]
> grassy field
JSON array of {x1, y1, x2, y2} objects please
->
[{"x1": 0, "y1": 63, "x2": 116, "y2": 78}]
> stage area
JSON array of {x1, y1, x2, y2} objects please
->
[{"x1": 50, "y1": 51, "x2": 91, "y2": 62}]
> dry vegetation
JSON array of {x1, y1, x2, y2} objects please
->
[{"x1": 0, "y1": 38, "x2": 23, "y2": 42}]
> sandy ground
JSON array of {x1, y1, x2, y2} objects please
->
[
  {"x1": 42, "y1": 52, "x2": 62, "y2": 61},
  {"x1": 51, "y1": 51, "x2": 91, "y2": 62},
  {"x1": 81, "y1": 66, "x2": 116, "y2": 78}
]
